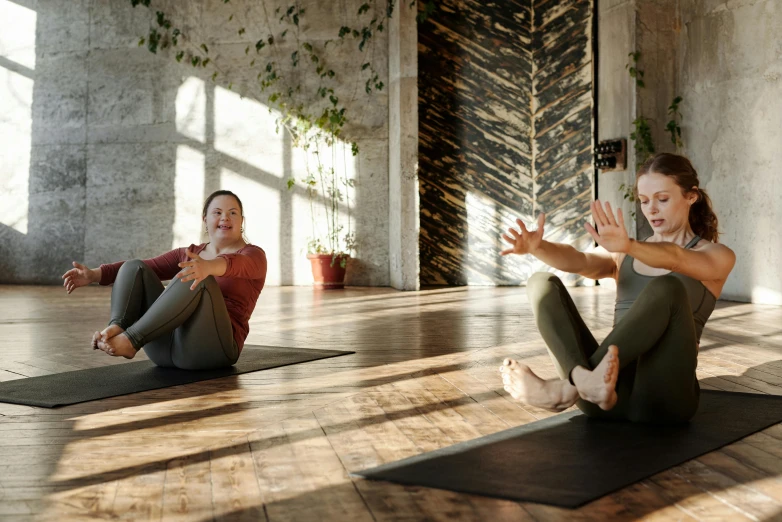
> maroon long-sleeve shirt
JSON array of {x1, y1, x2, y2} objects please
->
[{"x1": 99, "y1": 244, "x2": 267, "y2": 352}]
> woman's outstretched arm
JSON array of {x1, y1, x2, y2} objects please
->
[
  {"x1": 501, "y1": 213, "x2": 617, "y2": 280},
  {"x1": 585, "y1": 200, "x2": 735, "y2": 283}
]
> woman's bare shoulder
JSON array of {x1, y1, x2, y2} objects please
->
[{"x1": 695, "y1": 239, "x2": 735, "y2": 257}]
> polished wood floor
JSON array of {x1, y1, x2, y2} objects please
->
[{"x1": 1, "y1": 284, "x2": 782, "y2": 521}]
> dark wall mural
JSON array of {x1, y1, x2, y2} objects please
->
[{"x1": 419, "y1": 0, "x2": 594, "y2": 285}]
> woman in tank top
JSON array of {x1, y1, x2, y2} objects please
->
[{"x1": 499, "y1": 153, "x2": 735, "y2": 423}]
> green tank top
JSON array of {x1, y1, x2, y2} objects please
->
[{"x1": 614, "y1": 235, "x2": 717, "y2": 341}]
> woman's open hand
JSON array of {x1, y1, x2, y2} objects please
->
[
  {"x1": 61, "y1": 262, "x2": 97, "y2": 294},
  {"x1": 177, "y1": 249, "x2": 213, "y2": 290},
  {"x1": 501, "y1": 213, "x2": 545, "y2": 256},
  {"x1": 585, "y1": 200, "x2": 631, "y2": 253}
]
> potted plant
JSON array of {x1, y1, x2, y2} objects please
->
[{"x1": 284, "y1": 114, "x2": 357, "y2": 290}]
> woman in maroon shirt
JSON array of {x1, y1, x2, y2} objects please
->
[{"x1": 61, "y1": 190, "x2": 267, "y2": 369}]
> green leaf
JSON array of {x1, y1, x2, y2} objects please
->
[
  {"x1": 339, "y1": 26, "x2": 351, "y2": 38},
  {"x1": 351, "y1": 142, "x2": 359, "y2": 156},
  {"x1": 238, "y1": 27, "x2": 245, "y2": 35},
  {"x1": 200, "y1": 43, "x2": 209, "y2": 54},
  {"x1": 211, "y1": 71, "x2": 218, "y2": 81},
  {"x1": 327, "y1": 70, "x2": 335, "y2": 78},
  {"x1": 201, "y1": 58, "x2": 210, "y2": 67},
  {"x1": 302, "y1": 42, "x2": 313, "y2": 52},
  {"x1": 329, "y1": 95, "x2": 338, "y2": 106},
  {"x1": 291, "y1": 50, "x2": 299, "y2": 65},
  {"x1": 138, "y1": 37, "x2": 145, "y2": 47},
  {"x1": 255, "y1": 40, "x2": 265, "y2": 51},
  {"x1": 281, "y1": 29, "x2": 288, "y2": 38},
  {"x1": 358, "y1": 3, "x2": 370, "y2": 15},
  {"x1": 147, "y1": 28, "x2": 160, "y2": 54},
  {"x1": 352, "y1": 29, "x2": 360, "y2": 38},
  {"x1": 378, "y1": 22, "x2": 384, "y2": 32},
  {"x1": 191, "y1": 56, "x2": 201, "y2": 67},
  {"x1": 175, "y1": 51, "x2": 184, "y2": 62},
  {"x1": 268, "y1": 35, "x2": 274, "y2": 45},
  {"x1": 293, "y1": 14, "x2": 299, "y2": 25},
  {"x1": 362, "y1": 63, "x2": 370, "y2": 71},
  {"x1": 228, "y1": 14, "x2": 233, "y2": 21},
  {"x1": 286, "y1": 178, "x2": 296, "y2": 190}
]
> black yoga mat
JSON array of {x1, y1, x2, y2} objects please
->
[
  {"x1": 0, "y1": 346, "x2": 352, "y2": 408},
  {"x1": 356, "y1": 390, "x2": 782, "y2": 508}
]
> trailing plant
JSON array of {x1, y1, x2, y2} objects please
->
[
  {"x1": 129, "y1": 0, "x2": 427, "y2": 261},
  {"x1": 630, "y1": 115, "x2": 655, "y2": 170},
  {"x1": 665, "y1": 95, "x2": 683, "y2": 150},
  {"x1": 626, "y1": 51, "x2": 645, "y2": 88},
  {"x1": 620, "y1": 52, "x2": 688, "y2": 222}
]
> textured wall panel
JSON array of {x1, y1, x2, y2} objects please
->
[{"x1": 419, "y1": 0, "x2": 594, "y2": 285}]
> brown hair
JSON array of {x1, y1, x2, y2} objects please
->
[
  {"x1": 635, "y1": 153, "x2": 720, "y2": 242},
  {"x1": 201, "y1": 190, "x2": 248, "y2": 242}
]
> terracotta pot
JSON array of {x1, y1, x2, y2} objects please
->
[{"x1": 307, "y1": 253, "x2": 349, "y2": 290}]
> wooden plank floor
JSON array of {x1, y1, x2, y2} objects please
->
[{"x1": 1, "y1": 284, "x2": 782, "y2": 521}]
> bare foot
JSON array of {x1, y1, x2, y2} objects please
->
[
  {"x1": 91, "y1": 324, "x2": 122, "y2": 350},
  {"x1": 499, "y1": 359, "x2": 579, "y2": 412},
  {"x1": 97, "y1": 332, "x2": 137, "y2": 359},
  {"x1": 571, "y1": 345, "x2": 620, "y2": 411}
]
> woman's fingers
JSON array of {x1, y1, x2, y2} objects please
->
[
  {"x1": 536, "y1": 213, "x2": 545, "y2": 231},
  {"x1": 592, "y1": 200, "x2": 609, "y2": 227},
  {"x1": 507, "y1": 227, "x2": 521, "y2": 240},
  {"x1": 603, "y1": 201, "x2": 617, "y2": 226},
  {"x1": 516, "y1": 219, "x2": 529, "y2": 234},
  {"x1": 501, "y1": 233, "x2": 515, "y2": 245},
  {"x1": 616, "y1": 208, "x2": 625, "y2": 229},
  {"x1": 584, "y1": 222, "x2": 601, "y2": 244}
]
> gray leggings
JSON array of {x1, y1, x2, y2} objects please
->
[
  {"x1": 109, "y1": 259, "x2": 239, "y2": 370},
  {"x1": 527, "y1": 272, "x2": 700, "y2": 424}
]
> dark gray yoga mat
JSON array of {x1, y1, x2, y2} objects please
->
[
  {"x1": 356, "y1": 390, "x2": 782, "y2": 508},
  {"x1": 0, "y1": 346, "x2": 352, "y2": 408}
]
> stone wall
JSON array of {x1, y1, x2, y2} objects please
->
[
  {"x1": 0, "y1": 0, "x2": 391, "y2": 287},
  {"x1": 677, "y1": 0, "x2": 782, "y2": 304},
  {"x1": 597, "y1": 0, "x2": 782, "y2": 303}
]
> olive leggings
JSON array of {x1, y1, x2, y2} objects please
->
[
  {"x1": 527, "y1": 272, "x2": 700, "y2": 424},
  {"x1": 108, "y1": 259, "x2": 239, "y2": 370}
]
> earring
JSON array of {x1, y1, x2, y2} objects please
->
[{"x1": 241, "y1": 226, "x2": 244, "y2": 233}]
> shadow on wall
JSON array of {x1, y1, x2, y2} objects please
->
[{"x1": 0, "y1": 0, "x2": 386, "y2": 287}]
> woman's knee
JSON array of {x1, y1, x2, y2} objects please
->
[
  {"x1": 643, "y1": 275, "x2": 687, "y2": 302},
  {"x1": 526, "y1": 272, "x2": 565, "y2": 305},
  {"x1": 527, "y1": 272, "x2": 562, "y2": 294},
  {"x1": 118, "y1": 259, "x2": 146, "y2": 273}
]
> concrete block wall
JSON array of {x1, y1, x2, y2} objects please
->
[
  {"x1": 677, "y1": 0, "x2": 782, "y2": 304},
  {"x1": 597, "y1": 0, "x2": 782, "y2": 303},
  {"x1": 0, "y1": 0, "x2": 391, "y2": 286}
]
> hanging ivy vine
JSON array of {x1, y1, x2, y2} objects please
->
[
  {"x1": 128, "y1": 0, "x2": 431, "y2": 258},
  {"x1": 621, "y1": 51, "x2": 685, "y2": 220}
]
